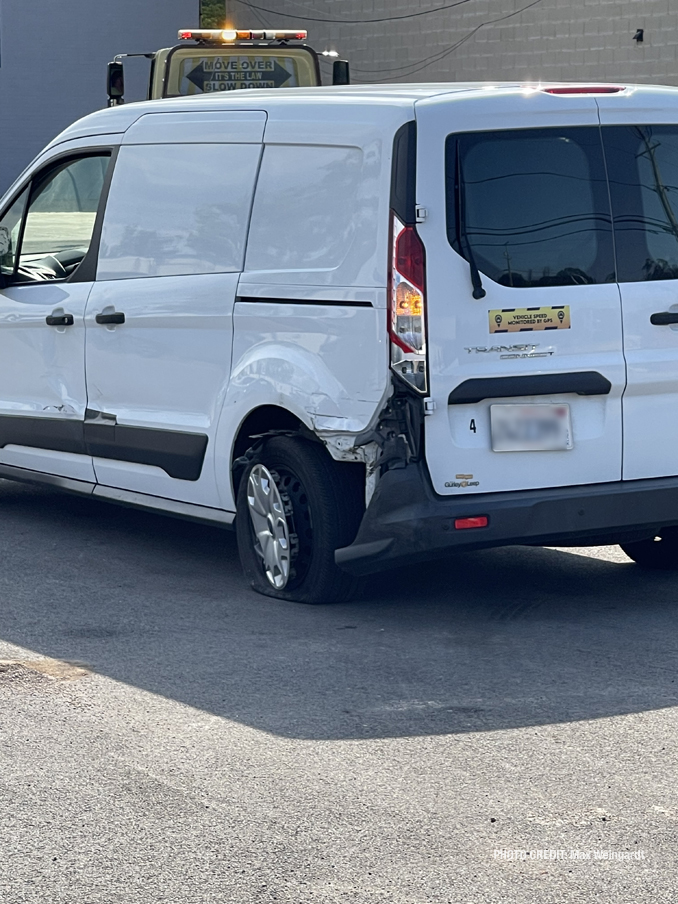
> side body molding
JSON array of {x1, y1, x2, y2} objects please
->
[{"x1": 0, "y1": 415, "x2": 208, "y2": 481}]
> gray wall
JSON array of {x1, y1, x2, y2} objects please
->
[
  {"x1": 253, "y1": 0, "x2": 678, "y2": 89},
  {"x1": 0, "y1": 0, "x2": 198, "y2": 194}
]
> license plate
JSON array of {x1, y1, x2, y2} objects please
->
[{"x1": 490, "y1": 403, "x2": 573, "y2": 452}]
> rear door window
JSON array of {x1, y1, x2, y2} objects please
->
[
  {"x1": 603, "y1": 126, "x2": 678, "y2": 282},
  {"x1": 446, "y1": 127, "x2": 615, "y2": 288}
]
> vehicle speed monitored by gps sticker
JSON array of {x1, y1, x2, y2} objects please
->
[{"x1": 489, "y1": 306, "x2": 571, "y2": 333}]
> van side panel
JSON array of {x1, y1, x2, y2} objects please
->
[
  {"x1": 232, "y1": 299, "x2": 387, "y2": 422},
  {"x1": 240, "y1": 107, "x2": 410, "y2": 292},
  {"x1": 218, "y1": 106, "x2": 413, "y2": 510}
]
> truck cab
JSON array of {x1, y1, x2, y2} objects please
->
[{"x1": 107, "y1": 29, "x2": 348, "y2": 105}]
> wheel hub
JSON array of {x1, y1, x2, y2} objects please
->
[{"x1": 246, "y1": 464, "x2": 291, "y2": 589}]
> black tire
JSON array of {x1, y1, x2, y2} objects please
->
[
  {"x1": 620, "y1": 527, "x2": 678, "y2": 569},
  {"x1": 236, "y1": 435, "x2": 364, "y2": 603}
]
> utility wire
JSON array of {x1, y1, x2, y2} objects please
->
[
  {"x1": 233, "y1": 0, "x2": 478, "y2": 25},
  {"x1": 239, "y1": 0, "x2": 273, "y2": 29},
  {"x1": 352, "y1": 0, "x2": 544, "y2": 80}
]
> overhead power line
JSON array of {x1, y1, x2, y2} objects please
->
[
  {"x1": 234, "y1": 0, "x2": 478, "y2": 25},
  {"x1": 351, "y1": 0, "x2": 544, "y2": 79}
]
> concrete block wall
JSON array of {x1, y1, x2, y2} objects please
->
[{"x1": 240, "y1": 0, "x2": 678, "y2": 88}]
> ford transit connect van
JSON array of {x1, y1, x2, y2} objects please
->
[{"x1": 2, "y1": 83, "x2": 678, "y2": 603}]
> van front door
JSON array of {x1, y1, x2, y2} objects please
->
[
  {"x1": 598, "y1": 108, "x2": 678, "y2": 481},
  {"x1": 415, "y1": 93, "x2": 626, "y2": 496},
  {"x1": 0, "y1": 153, "x2": 112, "y2": 483},
  {"x1": 85, "y1": 112, "x2": 265, "y2": 506}
]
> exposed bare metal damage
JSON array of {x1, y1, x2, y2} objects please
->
[{"x1": 312, "y1": 381, "x2": 424, "y2": 506}]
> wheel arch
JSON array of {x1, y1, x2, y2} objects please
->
[{"x1": 229, "y1": 404, "x2": 312, "y2": 500}]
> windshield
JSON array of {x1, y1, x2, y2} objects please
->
[{"x1": 164, "y1": 46, "x2": 319, "y2": 95}]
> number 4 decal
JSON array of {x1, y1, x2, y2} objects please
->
[{"x1": 469, "y1": 419, "x2": 477, "y2": 433}]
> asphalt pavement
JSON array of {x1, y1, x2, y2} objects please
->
[{"x1": 0, "y1": 479, "x2": 676, "y2": 903}]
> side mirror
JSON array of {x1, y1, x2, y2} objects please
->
[
  {"x1": 0, "y1": 227, "x2": 9, "y2": 258},
  {"x1": 107, "y1": 61, "x2": 125, "y2": 106},
  {"x1": 332, "y1": 60, "x2": 350, "y2": 86},
  {"x1": 0, "y1": 227, "x2": 10, "y2": 288}
]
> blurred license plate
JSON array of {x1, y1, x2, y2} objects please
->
[{"x1": 490, "y1": 403, "x2": 573, "y2": 452}]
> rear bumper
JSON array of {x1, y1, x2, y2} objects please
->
[{"x1": 335, "y1": 463, "x2": 678, "y2": 575}]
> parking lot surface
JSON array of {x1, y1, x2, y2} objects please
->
[{"x1": 0, "y1": 480, "x2": 676, "y2": 903}]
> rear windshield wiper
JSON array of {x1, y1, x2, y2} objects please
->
[{"x1": 456, "y1": 147, "x2": 486, "y2": 299}]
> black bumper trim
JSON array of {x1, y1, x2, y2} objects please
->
[{"x1": 335, "y1": 463, "x2": 678, "y2": 575}]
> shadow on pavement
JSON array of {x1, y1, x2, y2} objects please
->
[{"x1": 1, "y1": 480, "x2": 677, "y2": 740}]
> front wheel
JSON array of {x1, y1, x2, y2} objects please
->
[
  {"x1": 236, "y1": 435, "x2": 364, "y2": 603},
  {"x1": 620, "y1": 527, "x2": 678, "y2": 569}
]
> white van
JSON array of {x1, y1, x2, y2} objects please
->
[{"x1": 2, "y1": 83, "x2": 678, "y2": 603}]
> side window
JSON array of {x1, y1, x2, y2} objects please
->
[
  {"x1": 17, "y1": 154, "x2": 110, "y2": 280},
  {"x1": 446, "y1": 127, "x2": 615, "y2": 288},
  {"x1": 97, "y1": 143, "x2": 261, "y2": 280},
  {"x1": 603, "y1": 126, "x2": 678, "y2": 282}
]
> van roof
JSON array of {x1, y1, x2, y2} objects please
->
[{"x1": 51, "y1": 81, "x2": 678, "y2": 147}]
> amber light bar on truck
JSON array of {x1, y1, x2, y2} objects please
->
[{"x1": 178, "y1": 29, "x2": 308, "y2": 43}]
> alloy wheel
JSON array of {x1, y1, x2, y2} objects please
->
[{"x1": 246, "y1": 464, "x2": 292, "y2": 589}]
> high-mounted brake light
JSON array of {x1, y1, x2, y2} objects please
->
[
  {"x1": 388, "y1": 213, "x2": 427, "y2": 394},
  {"x1": 542, "y1": 85, "x2": 625, "y2": 95},
  {"x1": 178, "y1": 28, "x2": 307, "y2": 43}
]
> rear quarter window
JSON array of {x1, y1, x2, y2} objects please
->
[{"x1": 446, "y1": 127, "x2": 615, "y2": 288}]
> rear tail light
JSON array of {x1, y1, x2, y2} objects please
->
[{"x1": 389, "y1": 213, "x2": 427, "y2": 393}]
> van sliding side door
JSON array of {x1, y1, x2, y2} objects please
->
[{"x1": 84, "y1": 111, "x2": 265, "y2": 506}]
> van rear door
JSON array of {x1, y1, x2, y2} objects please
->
[
  {"x1": 597, "y1": 92, "x2": 678, "y2": 482},
  {"x1": 414, "y1": 91, "x2": 626, "y2": 496}
]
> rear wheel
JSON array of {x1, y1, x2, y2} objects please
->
[
  {"x1": 620, "y1": 527, "x2": 678, "y2": 569},
  {"x1": 236, "y1": 435, "x2": 364, "y2": 603}
]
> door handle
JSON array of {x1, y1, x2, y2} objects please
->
[
  {"x1": 650, "y1": 311, "x2": 678, "y2": 325},
  {"x1": 95, "y1": 311, "x2": 125, "y2": 325},
  {"x1": 45, "y1": 312, "x2": 74, "y2": 327}
]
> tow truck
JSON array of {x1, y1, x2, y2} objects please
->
[{"x1": 106, "y1": 28, "x2": 350, "y2": 105}]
